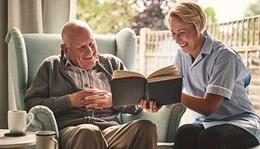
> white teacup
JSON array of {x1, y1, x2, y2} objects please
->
[
  {"x1": 8, "y1": 110, "x2": 34, "y2": 133},
  {"x1": 35, "y1": 131, "x2": 58, "y2": 149}
]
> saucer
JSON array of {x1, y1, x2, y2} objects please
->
[{"x1": 4, "y1": 132, "x2": 26, "y2": 137}]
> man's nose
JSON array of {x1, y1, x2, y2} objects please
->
[{"x1": 84, "y1": 46, "x2": 93, "y2": 57}]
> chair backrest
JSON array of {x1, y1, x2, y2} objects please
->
[{"x1": 5, "y1": 27, "x2": 136, "y2": 110}]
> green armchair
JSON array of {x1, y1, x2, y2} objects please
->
[{"x1": 5, "y1": 27, "x2": 186, "y2": 149}]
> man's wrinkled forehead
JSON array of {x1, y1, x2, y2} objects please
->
[{"x1": 62, "y1": 21, "x2": 93, "y2": 41}]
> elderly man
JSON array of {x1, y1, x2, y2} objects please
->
[{"x1": 25, "y1": 20, "x2": 157, "y2": 149}]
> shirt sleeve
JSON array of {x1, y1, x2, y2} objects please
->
[{"x1": 207, "y1": 50, "x2": 238, "y2": 99}]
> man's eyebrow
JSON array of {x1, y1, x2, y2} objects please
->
[{"x1": 76, "y1": 43, "x2": 85, "y2": 49}]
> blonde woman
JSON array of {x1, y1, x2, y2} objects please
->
[{"x1": 166, "y1": 2, "x2": 260, "y2": 149}]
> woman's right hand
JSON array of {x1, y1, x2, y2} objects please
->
[{"x1": 139, "y1": 99, "x2": 159, "y2": 112}]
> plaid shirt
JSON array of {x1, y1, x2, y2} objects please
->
[{"x1": 64, "y1": 58, "x2": 111, "y2": 92}]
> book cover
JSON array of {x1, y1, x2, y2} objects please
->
[{"x1": 111, "y1": 65, "x2": 182, "y2": 106}]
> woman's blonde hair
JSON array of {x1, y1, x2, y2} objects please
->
[{"x1": 166, "y1": 1, "x2": 207, "y2": 33}]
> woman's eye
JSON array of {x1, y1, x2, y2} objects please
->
[
  {"x1": 178, "y1": 32, "x2": 186, "y2": 36},
  {"x1": 171, "y1": 33, "x2": 176, "y2": 38}
]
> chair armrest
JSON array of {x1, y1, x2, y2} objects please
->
[
  {"x1": 5, "y1": 27, "x2": 28, "y2": 110},
  {"x1": 28, "y1": 105, "x2": 59, "y2": 139},
  {"x1": 166, "y1": 104, "x2": 186, "y2": 142},
  {"x1": 119, "y1": 103, "x2": 186, "y2": 143},
  {"x1": 115, "y1": 28, "x2": 136, "y2": 70}
]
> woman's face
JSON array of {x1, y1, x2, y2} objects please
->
[{"x1": 168, "y1": 15, "x2": 203, "y2": 58}]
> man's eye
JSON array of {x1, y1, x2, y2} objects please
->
[
  {"x1": 89, "y1": 43, "x2": 95, "y2": 48},
  {"x1": 77, "y1": 46, "x2": 84, "y2": 51}
]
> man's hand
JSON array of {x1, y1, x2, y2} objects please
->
[
  {"x1": 68, "y1": 87, "x2": 112, "y2": 109},
  {"x1": 83, "y1": 87, "x2": 112, "y2": 110},
  {"x1": 139, "y1": 99, "x2": 159, "y2": 112},
  {"x1": 68, "y1": 89, "x2": 94, "y2": 108}
]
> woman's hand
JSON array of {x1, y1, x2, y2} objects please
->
[{"x1": 139, "y1": 99, "x2": 159, "y2": 112}]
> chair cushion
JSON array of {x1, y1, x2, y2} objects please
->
[
  {"x1": 95, "y1": 34, "x2": 116, "y2": 55},
  {"x1": 23, "y1": 34, "x2": 62, "y2": 86},
  {"x1": 115, "y1": 28, "x2": 136, "y2": 69},
  {"x1": 120, "y1": 103, "x2": 186, "y2": 142}
]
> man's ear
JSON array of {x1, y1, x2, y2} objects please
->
[{"x1": 60, "y1": 43, "x2": 67, "y2": 53}]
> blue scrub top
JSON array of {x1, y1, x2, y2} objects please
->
[{"x1": 174, "y1": 31, "x2": 260, "y2": 142}]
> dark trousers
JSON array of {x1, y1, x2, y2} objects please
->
[{"x1": 174, "y1": 124, "x2": 259, "y2": 149}]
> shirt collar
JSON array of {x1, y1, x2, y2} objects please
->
[
  {"x1": 64, "y1": 57, "x2": 79, "y2": 71},
  {"x1": 200, "y1": 30, "x2": 214, "y2": 56},
  {"x1": 189, "y1": 31, "x2": 215, "y2": 68},
  {"x1": 64, "y1": 57, "x2": 72, "y2": 68}
]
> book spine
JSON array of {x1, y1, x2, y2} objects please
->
[{"x1": 144, "y1": 80, "x2": 149, "y2": 101}]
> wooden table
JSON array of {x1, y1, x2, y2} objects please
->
[{"x1": 0, "y1": 129, "x2": 36, "y2": 148}]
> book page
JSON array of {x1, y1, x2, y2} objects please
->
[
  {"x1": 148, "y1": 75, "x2": 181, "y2": 83},
  {"x1": 147, "y1": 65, "x2": 180, "y2": 79},
  {"x1": 112, "y1": 70, "x2": 145, "y2": 79}
]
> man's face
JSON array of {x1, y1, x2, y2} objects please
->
[
  {"x1": 63, "y1": 28, "x2": 98, "y2": 70},
  {"x1": 169, "y1": 15, "x2": 201, "y2": 57}
]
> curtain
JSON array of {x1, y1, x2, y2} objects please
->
[
  {"x1": 0, "y1": 0, "x2": 77, "y2": 128},
  {"x1": 8, "y1": 0, "x2": 77, "y2": 33},
  {"x1": 0, "y1": 0, "x2": 8, "y2": 128}
]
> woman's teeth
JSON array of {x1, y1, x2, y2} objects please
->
[{"x1": 179, "y1": 43, "x2": 187, "y2": 47}]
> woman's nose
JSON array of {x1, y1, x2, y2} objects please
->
[{"x1": 175, "y1": 36, "x2": 181, "y2": 44}]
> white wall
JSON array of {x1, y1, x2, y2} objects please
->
[{"x1": 0, "y1": 0, "x2": 8, "y2": 128}]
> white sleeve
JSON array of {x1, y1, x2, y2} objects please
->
[{"x1": 207, "y1": 50, "x2": 238, "y2": 99}]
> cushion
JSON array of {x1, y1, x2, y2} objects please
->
[{"x1": 120, "y1": 103, "x2": 186, "y2": 142}]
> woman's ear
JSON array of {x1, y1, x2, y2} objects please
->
[{"x1": 60, "y1": 43, "x2": 67, "y2": 53}]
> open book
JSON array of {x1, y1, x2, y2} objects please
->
[{"x1": 111, "y1": 65, "x2": 182, "y2": 106}]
